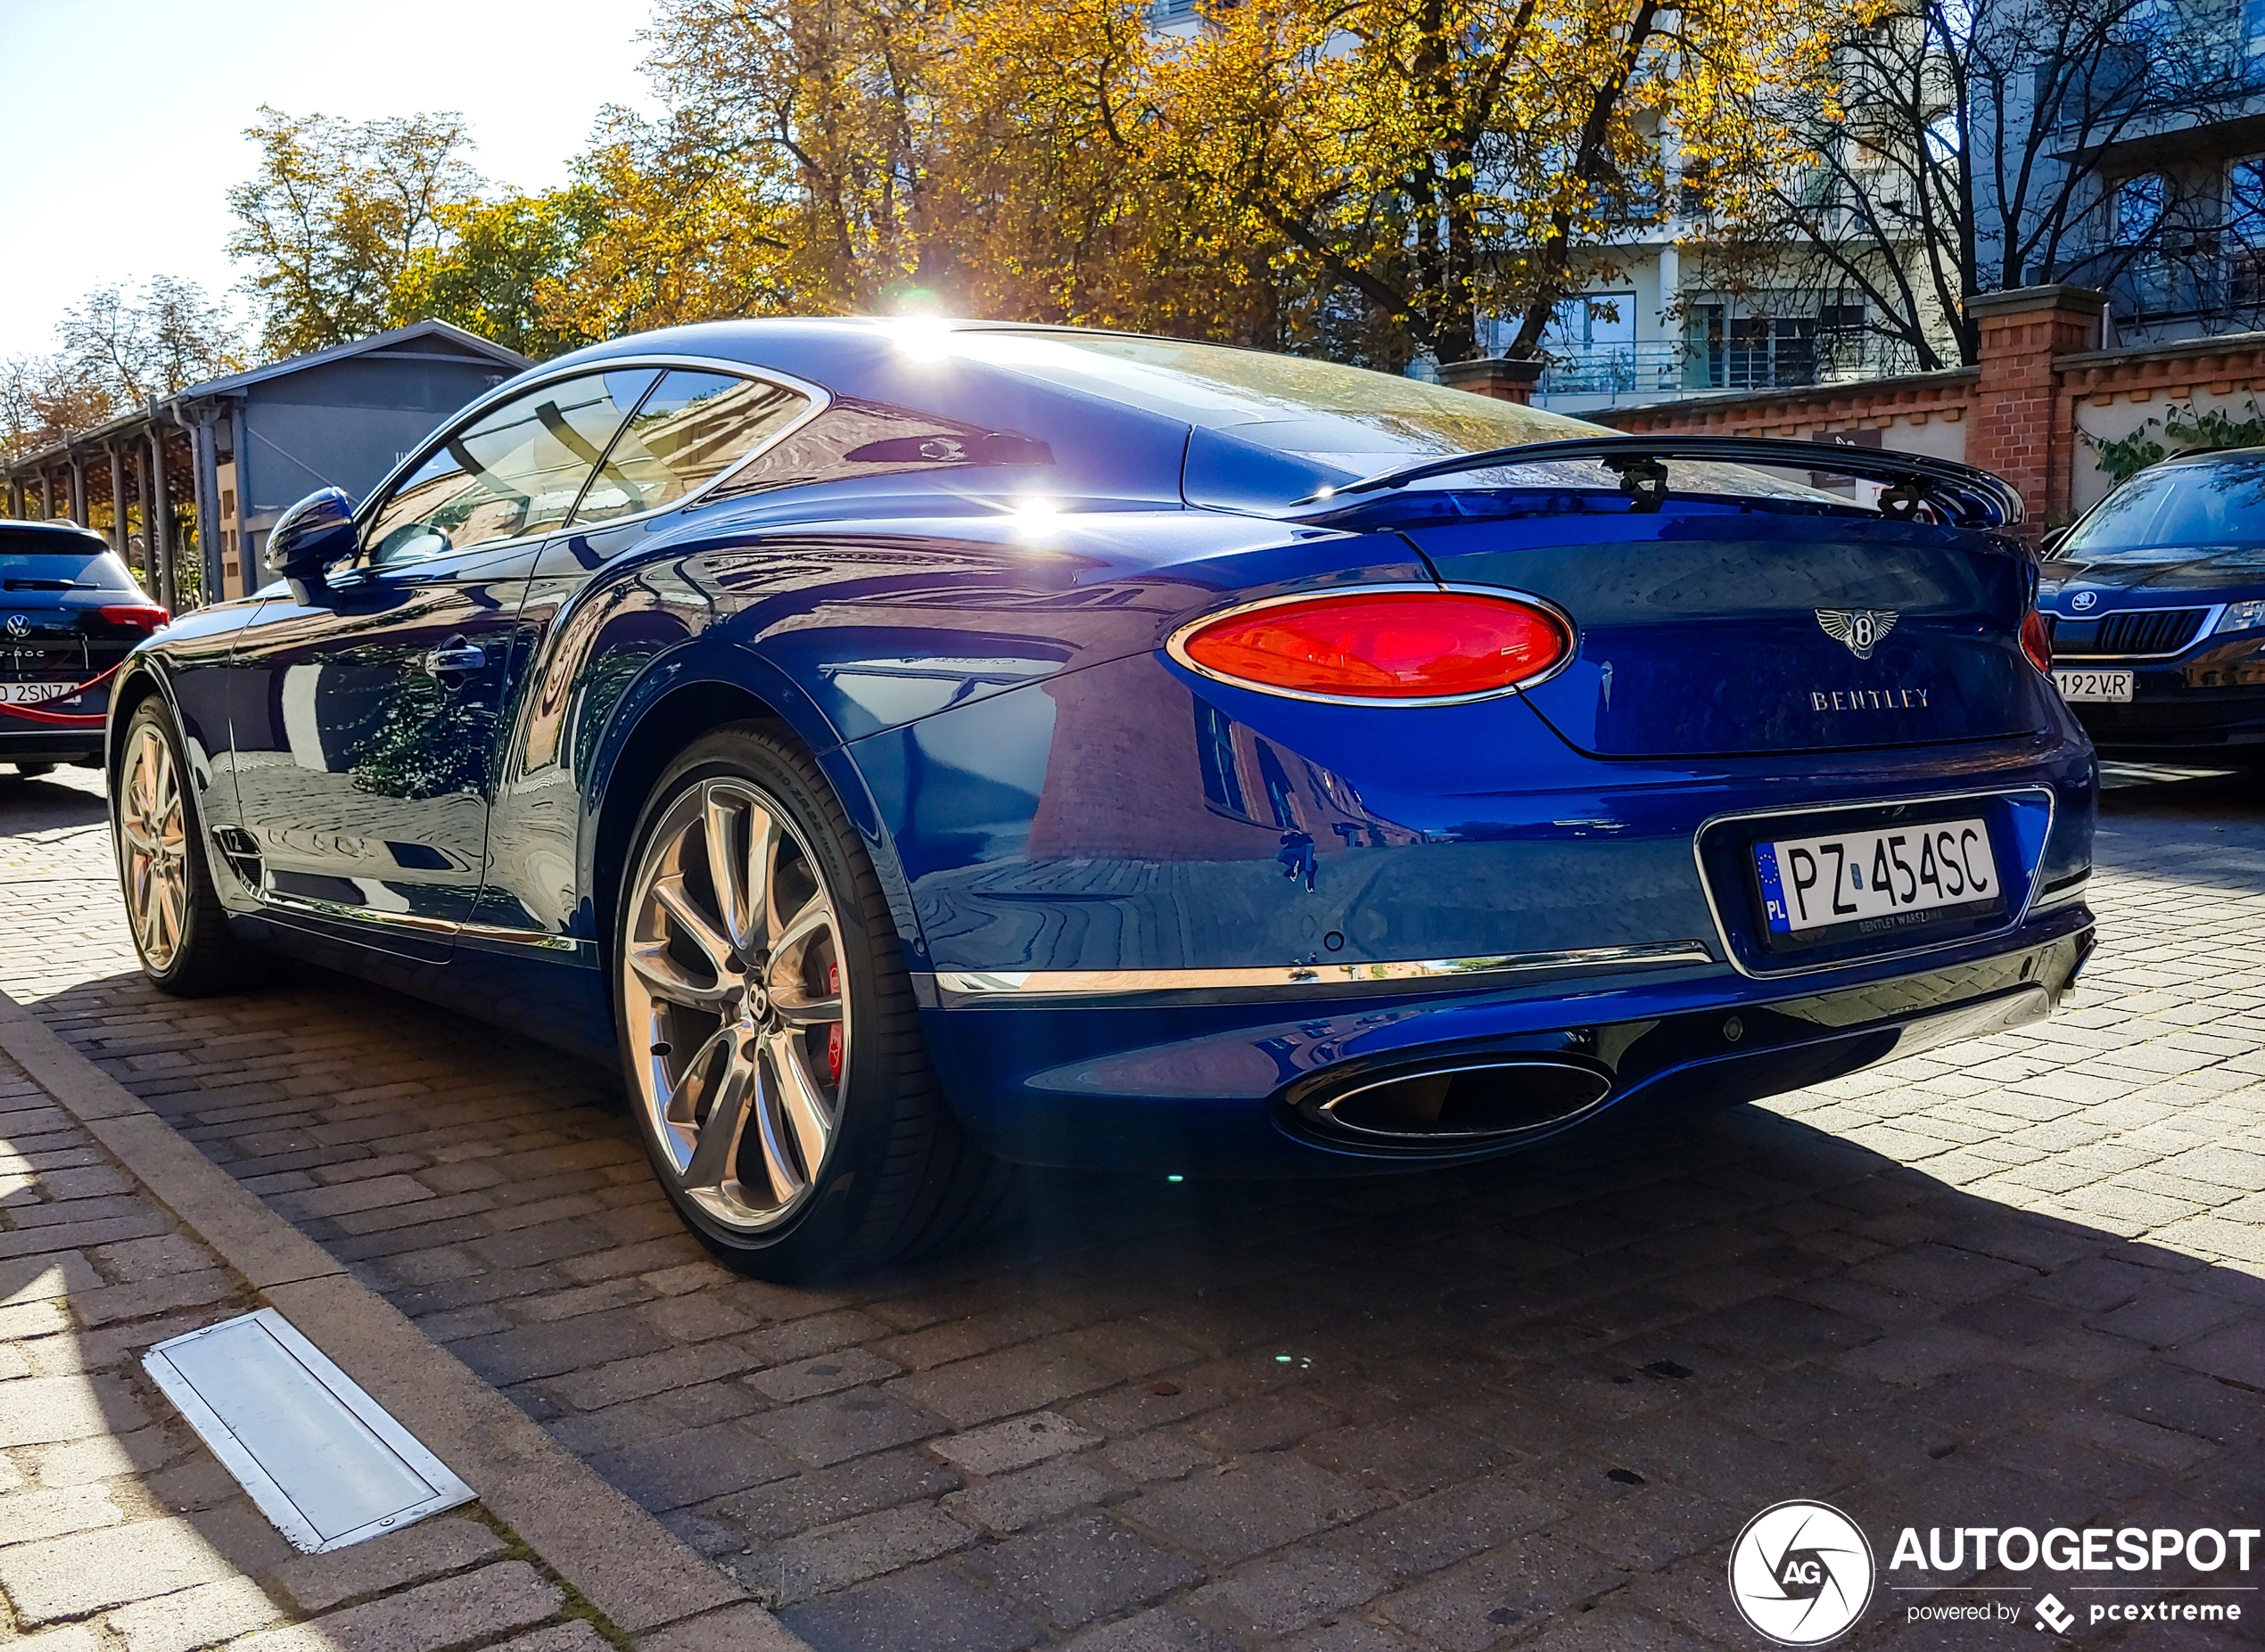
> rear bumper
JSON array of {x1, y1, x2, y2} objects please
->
[
  {"x1": 0, "y1": 727, "x2": 103, "y2": 764},
  {"x1": 917, "y1": 904, "x2": 2095, "y2": 1173},
  {"x1": 2069, "y1": 682, "x2": 2265, "y2": 755}
]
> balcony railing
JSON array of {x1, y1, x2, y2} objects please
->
[
  {"x1": 1533, "y1": 333, "x2": 1936, "y2": 402},
  {"x1": 1536, "y1": 341, "x2": 1689, "y2": 398}
]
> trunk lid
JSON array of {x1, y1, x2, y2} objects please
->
[{"x1": 1404, "y1": 505, "x2": 2054, "y2": 758}]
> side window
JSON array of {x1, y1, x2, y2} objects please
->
[
  {"x1": 569, "y1": 371, "x2": 811, "y2": 528},
  {"x1": 359, "y1": 369, "x2": 661, "y2": 568}
]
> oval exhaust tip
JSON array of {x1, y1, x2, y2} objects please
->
[{"x1": 1305, "y1": 1057, "x2": 1611, "y2": 1144}]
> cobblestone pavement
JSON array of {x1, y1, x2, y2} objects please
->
[
  {"x1": 3, "y1": 764, "x2": 2262, "y2": 1651},
  {"x1": 0, "y1": 1043, "x2": 625, "y2": 1652}
]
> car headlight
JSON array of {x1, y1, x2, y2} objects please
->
[{"x1": 2214, "y1": 601, "x2": 2265, "y2": 634}]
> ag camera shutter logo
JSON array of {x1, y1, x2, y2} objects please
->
[{"x1": 1729, "y1": 1500, "x2": 1875, "y2": 1645}]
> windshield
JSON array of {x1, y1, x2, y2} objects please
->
[
  {"x1": 0, "y1": 544, "x2": 142, "y2": 592},
  {"x1": 2062, "y1": 457, "x2": 2265, "y2": 561},
  {"x1": 936, "y1": 327, "x2": 1599, "y2": 470}
]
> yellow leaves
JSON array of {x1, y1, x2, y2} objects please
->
[{"x1": 279, "y1": 0, "x2": 1848, "y2": 366}]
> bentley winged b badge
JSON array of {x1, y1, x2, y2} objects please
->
[{"x1": 1816, "y1": 608, "x2": 1898, "y2": 661}]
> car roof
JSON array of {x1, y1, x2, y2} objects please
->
[{"x1": 0, "y1": 518, "x2": 111, "y2": 549}]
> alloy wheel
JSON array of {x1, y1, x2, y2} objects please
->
[
  {"x1": 622, "y1": 777, "x2": 849, "y2": 1231},
  {"x1": 119, "y1": 723, "x2": 190, "y2": 972}
]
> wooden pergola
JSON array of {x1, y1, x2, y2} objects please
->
[{"x1": 2, "y1": 412, "x2": 200, "y2": 609}]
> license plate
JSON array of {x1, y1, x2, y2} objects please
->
[
  {"x1": 1754, "y1": 816, "x2": 2004, "y2": 944},
  {"x1": 0, "y1": 681, "x2": 84, "y2": 705},
  {"x1": 2054, "y1": 669, "x2": 2133, "y2": 703}
]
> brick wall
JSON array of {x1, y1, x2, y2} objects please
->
[
  {"x1": 1594, "y1": 366, "x2": 1976, "y2": 465},
  {"x1": 1568, "y1": 285, "x2": 2265, "y2": 529},
  {"x1": 2059, "y1": 333, "x2": 2265, "y2": 516}
]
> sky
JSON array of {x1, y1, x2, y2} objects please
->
[{"x1": 0, "y1": 0, "x2": 660, "y2": 360}]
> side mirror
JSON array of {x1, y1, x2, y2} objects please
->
[
  {"x1": 263, "y1": 489, "x2": 357, "y2": 601},
  {"x1": 2038, "y1": 524, "x2": 2071, "y2": 558}
]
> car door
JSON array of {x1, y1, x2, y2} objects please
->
[
  {"x1": 478, "y1": 367, "x2": 820, "y2": 941},
  {"x1": 229, "y1": 367, "x2": 663, "y2": 948}
]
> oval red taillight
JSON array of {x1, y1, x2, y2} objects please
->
[
  {"x1": 2022, "y1": 609, "x2": 2053, "y2": 674},
  {"x1": 1174, "y1": 590, "x2": 1570, "y2": 701}
]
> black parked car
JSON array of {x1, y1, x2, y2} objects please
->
[
  {"x1": 2038, "y1": 447, "x2": 2265, "y2": 759},
  {"x1": 0, "y1": 520, "x2": 168, "y2": 777}
]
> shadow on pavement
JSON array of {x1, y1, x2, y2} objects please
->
[
  {"x1": 0, "y1": 769, "x2": 107, "y2": 829},
  {"x1": 4, "y1": 768, "x2": 2264, "y2": 1648},
  {"x1": 12, "y1": 951, "x2": 2263, "y2": 1651}
]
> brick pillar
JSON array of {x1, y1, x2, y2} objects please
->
[
  {"x1": 1964, "y1": 285, "x2": 2104, "y2": 530},
  {"x1": 1437, "y1": 357, "x2": 1544, "y2": 405}
]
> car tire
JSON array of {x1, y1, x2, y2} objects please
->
[
  {"x1": 114, "y1": 699, "x2": 261, "y2": 996},
  {"x1": 613, "y1": 720, "x2": 1012, "y2": 1281}
]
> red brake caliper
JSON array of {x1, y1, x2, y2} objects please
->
[{"x1": 826, "y1": 960, "x2": 843, "y2": 1082}]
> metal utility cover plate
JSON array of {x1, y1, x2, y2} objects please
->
[{"x1": 143, "y1": 1308, "x2": 474, "y2": 1553}]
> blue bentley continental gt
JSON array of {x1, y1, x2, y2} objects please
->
[{"x1": 105, "y1": 321, "x2": 2096, "y2": 1278}]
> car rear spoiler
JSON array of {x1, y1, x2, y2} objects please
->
[{"x1": 1287, "y1": 435, "x2": 2024, "y2": 531}]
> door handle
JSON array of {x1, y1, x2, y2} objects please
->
[{"x1": 423, "y1": 640, "x2": 486, "y2": 678}]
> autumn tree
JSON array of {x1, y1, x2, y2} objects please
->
[
  {"x1": 219, "y1": 0, "x2": 1849, "y2": 376},
  {"x1": 1140, "y1": 0, "x2": 1838, "y2": 369},
  {"x1": 393, "y1": 187, "x2": 610, "y2": 358},
  {"x1": 531, "y1": 107, "x2": 805, "y2": 341},
  {"x1": 1712, "y1": 0, "x2": 2253, "y2": 369},
  {"x1": 58, "y1": 278, "x2": 244, "y2": 403},
  {"x1": 2, "y1": 279, "x2": 243, "y2": 461},
  {"x1": 636, "y1": 0, "x2": 951, "y2": 311},
  {"x1": 227, "y1": 105, "x2": 482, "y2": 355}
]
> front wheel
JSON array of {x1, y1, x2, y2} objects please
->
[
  {"x1": 614, "y1": 722, "x2": 1010, "y2": 1280},
  {"x1": 114, "y1": 699, "x2": 259, "y2": 995}
]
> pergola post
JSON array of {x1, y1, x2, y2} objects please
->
[
  {"x1": 69, "y1": 455, "x2": 87, "y2": 526},
  {"x1": 181, "y1": 405, "x2": 223, "y2": 606},
  {"x1": 108, "y1": 446, "x2": 128, "y2": 556},
  {"x1": 39, "y1": 472, "x2": 52, "y2": 519},
  {"x1": 147, "y1": 423, "x2": 174, "y2": 611},
  {"x1": 135, "y1": 444, "x2": 155, "y2": 593}
]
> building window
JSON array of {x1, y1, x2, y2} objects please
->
[
  {"x1": 1544, "y1": 293, "x2": 1638, "y2": 352},
  {"x1": 1255, "y1": 741, "x2": 1299, "y2": 829},
  {"x1": 1686, "y1": 303, "x2": 1818, "y2": 390},
  {"x1": 1192, "y1": 701, "x2": 1247, "y2": 817},
  {"x1": 2232, "y1": 157, "x2": 2265, "y2": 308},
  {"x1": 2115, "y1": 174, "x2": 2167, "y2": 245},
  {"x1": 1817, "y1": 302, "x2": 1869, "y2": 375}
]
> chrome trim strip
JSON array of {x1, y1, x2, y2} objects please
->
[
  {"x1": 930, "y1": 941, "x2": 1715, "y2": 1000},
  {"x1": 1690, "y1": 785, "x2": 2058, "y2": 982},
  {"x1": 2028, "y1": 875, "x2": 2090, "y2": 914},
  {"x1": 2054, "y1": 604, "x2": 2223, "y2": 662},
  {"x1": 1162, "y1": 583, "x2": 1579, "y2": 708},
  {"x1": 258, "y1": 888, "x2": 580, "y2": 952},
  {"x1": 457, "y1": 918, "x2": 583, "y2": 954}
]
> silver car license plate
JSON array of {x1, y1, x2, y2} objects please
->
[
  {"x1": 0, "y1": 681, "x2": 83, "y2": 705},
  {"x1": 2053, "y1": 669, "x2": 2133, "y2": 703},
  {"x1": 1756, "y1": 816, "x2": 2002, "y2": 941}
]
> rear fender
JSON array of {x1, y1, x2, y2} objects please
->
[{"x1": 574, "y1": 635, "x2": 923, "y2": 960}]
